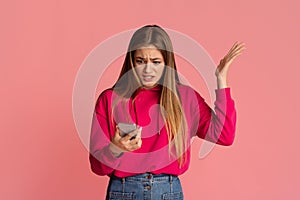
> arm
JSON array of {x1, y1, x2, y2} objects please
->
[
  {"x1": 89, "y1": 91, "x2": 120, "y2": 176},
  {"x1": 89, "y1": 91, "x2": 143, "y2": 176},
  {"x1": 195, "y1": 88, "x2": 236, "y2": 145},
  {"x1": 195, "y1": 42, "x2": 245, "y2": 145}
]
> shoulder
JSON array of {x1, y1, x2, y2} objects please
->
[
  {"x1": 176, "y1": 83, "x2": 201, "y2": 97},
  {"x1": 177, "y1": 83, "x2": 194, "y2": 92},
  {"x1": 176, "y1": 83, "x2": 204, "y2": 103},
  {"x1": 98, "y1": 88, "x2": 114, "y2": 97},
  {"x1": 94, "y1": 88, "x2": 116, "y2": 108},
  {"x1": 96, "y1": 88, "x2": 113, "y2": 100}
]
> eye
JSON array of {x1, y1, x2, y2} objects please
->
[
  {"x1": 135, "y1": 59, "x2": 144, "y2": 64},
  {"x1": 153, "y1": 61, "x2": 161, "y2": 65}
]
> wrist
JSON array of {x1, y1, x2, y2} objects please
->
[
  {"x1": 109, "y1": 143, "x2": 124, "y2": 157},
  {"x1": 217, "y1": 77, "x2": 228, "y2": 89}
]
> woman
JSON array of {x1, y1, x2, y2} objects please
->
[{"x1": 89, "y1": 25, "x2": 245, "y2": 199}]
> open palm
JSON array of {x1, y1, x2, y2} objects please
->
[{"x1": 215, "y1": 42, "x2": 245, "y2": 79}]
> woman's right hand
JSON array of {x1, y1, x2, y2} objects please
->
[{"x1": 109, "y1": 126, "x2": 142, "y2": 157}]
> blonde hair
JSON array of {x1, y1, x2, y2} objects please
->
[{"x1": 112, "y1": 25, "x2": 188, "y2": 166}]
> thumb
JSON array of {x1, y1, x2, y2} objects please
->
[{"x1": 114, "y1": 126, "x2": 122, "y2": 139}]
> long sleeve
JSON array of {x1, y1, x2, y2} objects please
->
[
  {"x1": 194, "y1": 87, "x2": 236, "y2": 146},
  {"x1": 89, "y1": 85, "x2": 237, "y2": 178},
  {"x1": 89, "y1": 90, "x2": 120, "y2": 176}
]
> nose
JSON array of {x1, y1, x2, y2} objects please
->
[{"x1": 143, "y1": 62, "x2": 152, "y2": 73}]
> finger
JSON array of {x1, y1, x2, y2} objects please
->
[
  {"x1": 130, "y1": 135, "x2": 142, "y2": 145},
  {"x1": 231, "y1": 43, "x2": 245, "y2": 53},
  {"x1": 226, "y1": 42, "x2": 245, "y2": 58},
  {"x1": 129, "y1": 139, "x2": 142, "y2": 151},
  {"x1": 225, "y1": 41, "x2": 239, "y2": 57},
  {"x1": 232, "y1": 49, "x2": 244, "y2": 58},
  {"x1": 120, "y1": 127, "x2": 139, "y2": 142},
  {"x1": 120, "y1": 134, "x2": 132, "y2": 143},
  {"x1": 225, "y1": 47, "x2": 245, "y2": 62},
  {"x1": 119, "y1": 138, "x2": 129, "y2": 148},
  {"x1": 129, "y1": 139, "x2": 138, "y2": 146},
  {"x1": 128, "y1": 126, "x2": 142, "y2": 139},
  {"x1": 124, "y1": 141, "x2": 137, "y2": 151},
  {"x1": 232, "y1": 43, "x2": 246, "y2": 54},
  {"x1": 138, "y1": 139, "x2": 142, "y2": 147},
  {"x1": 226, "y1": 43, "x2": 245, "y2": 58},
  {"x1": 134, "y1": 140, "x2": 142, "y2": 150},
  {"x1": 229, "y1": 41, "x2": 239, "y2": 53},
  {"x1": 227, "y1": 50, "x2": 244, "y2": 61},
  {"x1": 219, "y1": 55, "x2": 241, "y2": 71},
  {"x1": 121, "y1": 140, "x2": 139, "y2": 152},
  {"x1": 136, "y1": 126, "x2": 142, "y2": 138},
  {"x1": 224, "y1": 53, "x2": 242, "y2": 67},
  {"x1": 114, "y1": 126, "x2": 122, "y2": 140}
]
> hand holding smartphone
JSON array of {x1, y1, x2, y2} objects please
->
[
  {"x1": 117, "y1": 122, "x2": 138, "y2": 139},
  {"x1": 110, "y1": 122, "x2": 142, "y2": 156}
]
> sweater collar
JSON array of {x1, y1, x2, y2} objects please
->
[
  {"x1": 138, "y1": 84, "x2": 162, "y2": 92},
  {"x1": 137, "y1": 84, "x2": 162, "y2": 94}
]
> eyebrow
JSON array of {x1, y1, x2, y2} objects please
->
[{"x1": 135, "y1": 56, "x2": 162, "y2": 60}]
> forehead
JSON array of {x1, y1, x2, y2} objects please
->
[{"x1": 134, "y1": 45, "x2": 163, "y2": 59}]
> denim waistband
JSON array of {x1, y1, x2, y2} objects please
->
[{"x1": 111, "y1": 172, "x2": 178, "y2": 183}]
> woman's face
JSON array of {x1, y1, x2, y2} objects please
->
[{"x1": 133, "y1": 45, "x2": 165, "y2": 89}]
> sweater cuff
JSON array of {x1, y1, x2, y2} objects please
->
[
  {"x1": 103, "y1": 145, "x2": 123, "y2": 162},
  {"x1": 98, "y1": 145, "x2": 122, "y2": 164},
  {"x1": 215, "y1": 87, "x2": 232, "y2": 102}
]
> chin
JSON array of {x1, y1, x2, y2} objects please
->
[
  {"x1": 142, "y1": 83, "x2": 156, "y2": 88},
  {"x1": 143, "y1": 85, "x2": 154, "y2": 88}
]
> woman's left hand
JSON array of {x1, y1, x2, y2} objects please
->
[{"x1": 215, "y1": 42, "x2": 245, "y2": 89}]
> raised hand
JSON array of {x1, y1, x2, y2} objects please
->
[{"x1": 215, "y1": 42, "x2": 246, "y2": 89}]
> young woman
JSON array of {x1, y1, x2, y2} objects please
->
[{"x1": 89, "y1": 25, "x2": 245, "y2": 200}]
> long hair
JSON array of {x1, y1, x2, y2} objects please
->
[{"x1": 113, "y1": 25, "x2": 188, "y2": 166}]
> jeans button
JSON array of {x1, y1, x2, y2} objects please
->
[
  {"x1": 144, "y1": 185, "x2": 151, "y2": 190},
  {"x1": 145, "y1": 175, "x2": 152, "y2": 179}
]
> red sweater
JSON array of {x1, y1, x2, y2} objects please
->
[{"x1": 89, "y1": 84, "x2": 236, "y2": 178}]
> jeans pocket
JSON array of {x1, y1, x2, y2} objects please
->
[
  {"x1": 162, "y1": 192, "x2": 184, "y2": 200},
  {"x1": 108, "y1": 191, "x2": 135, "y2": 200}
]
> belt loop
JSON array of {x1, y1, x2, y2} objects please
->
[
  {"x1": 122, "y1": 178, "x2": 125, "y2": 193},
  {"x1": 170, "y1": 175, "x2": 173, "y2": 193}
]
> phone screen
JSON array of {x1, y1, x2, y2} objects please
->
[{"x1": 118, "y1": 123, "x2": 137, "y2": 137}]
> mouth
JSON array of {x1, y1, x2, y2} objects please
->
[{"x1": 142, "y1": 75, "x2": 155, "y2": 82}]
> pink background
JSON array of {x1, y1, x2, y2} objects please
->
[{"x1": 1, "y1": 0, "x2": 300, "y2": 199}]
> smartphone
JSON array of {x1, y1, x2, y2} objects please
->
[{"x1": 118, "y1": 122, "x2": 137, "y2": 138}]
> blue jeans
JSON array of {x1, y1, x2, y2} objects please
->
[{"x1": 106, "y1": 173, "x2": 184, "y2": 200}]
